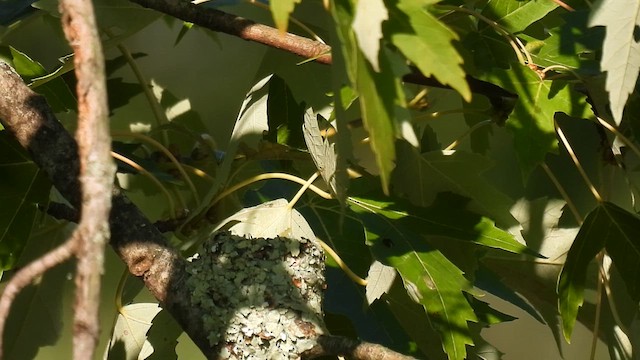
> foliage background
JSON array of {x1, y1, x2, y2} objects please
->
[{"x1": 0, "y1": 0, "x2": 639, "y2": 359}]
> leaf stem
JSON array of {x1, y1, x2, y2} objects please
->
[
  {"x1": 211, "y1": 172, "x2": 333, "y2": 209},
  {"x1": 112, "y1": 131, "x2": 201, "y2": 205},
  {"x1": 288, "y1": 172, "x2": 320, "y2": 210},
  {"x1": 590, "y1": 251, "x2": 604, "y2": 360},
  {"x1": 104, "y1": 29, "x2": 170, "y2": 144},
  {"x1": 316, "y1": 237, "x2": 367, "y2": 286},
  {"x1": 596, "y1": 117, "x2": 640, "y2": 159},
  {"x1": 444, "y1": 119, "x2": 493, "y2": 151},
  {"x1": 541, "y1": 163, "x2": 582, "y2": 223},
  {"x1": 111, "y1": 151, "x2": 178, "y2": 218},
  {"x1": 555, "y1": 123, "x2": 603, "y2": 202}
]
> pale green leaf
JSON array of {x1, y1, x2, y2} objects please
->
[
  {"x1": 589, "y1": 0, "x2": 640, "y2": 125},
  {"x1": 387, "y1": 0, "x2": 471, "y2": 100},
  {"x1": 481, "y1": 0, "x2": 558, "y2": 33},
  {"x1": 352, "y1": 0, "x2": 388, "y2": 71},
  {"x1": 214, "y1": 199, "x2": 316, "y2": 241},
  {"x1": 270, "y1": 0, "x2": 301, "y2": 32},
  {"x1": 558, "y1": 202, "x2": 640, "y2": 341},
  {"x1": 303, "y1": 109, "x2": 339, "y2": 197},
  {"x1": 105, "y1": 303, "x2": 163, "y2": 360},
  {"x1": 479, "y1": 66, "x2": 589, "y2": 179},
  {"x1": 366, "y1": 261, "x2": 397, "y2": 304}
]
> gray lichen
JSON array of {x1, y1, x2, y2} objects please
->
[{"x1": 185, "y1": 231, "x2": 326, "y2": 359}]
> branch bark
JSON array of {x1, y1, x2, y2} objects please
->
[
  {"x1": 0, "y1": 63, "x2": 214, "y2": 357},
  {"x1": 58, "y1": 0, "x2": 116, "y2": 357}
]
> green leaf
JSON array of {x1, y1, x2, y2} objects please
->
[
  {"x1": 8, "y1": 47, "x2": 75, "y2": 113},
  {"x1": 105, "y1": 303, "x2": 163, "y2": 360},
  {"x1": 34, "y1": 0, "x2": 161, "y2": 39},
  {"x1": 266, "y1": 75, "x2": 305, "y2": 148},
  {"x1": 386, "y1": 0, "x2": 471, "y2": 101},
  {"x1": 588, "y1": 0, "x2": 640, "y2": 125},
  {"x1": 352, "y1": 0, "x2": 388, "y2": 71},
  {"x1": 393, "y1": 143, "x2": 518, "y2": 228},
  {"x1": 481, "y1": 0, "x2": 558, "y2": 33},
  {"x1": 350, "y1": 198, "x2": 477, "y2": 360},
  {"x1": 349, "y1": 190, "x2": 533, "y2": 256},
  {"x1": 479, "y1": 65, "x2": 589, "y2": 179},
  {"x1": 0, "y1": 134, "x2": 51, "y2": 270},
  {"x1": 270, "y1": 0, "x2": 301, "y2": 32},
  {"x1": 558, "y1": 202, "x2": 640, "y2": 341}
]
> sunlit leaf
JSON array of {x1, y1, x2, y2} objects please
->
[
  {"x1": 9, "y1": 47, "x2": 75, "y2": 113},
  {"x1": 105, "y1": 303, "x2": 163, "y2": 360},
  {"x1": 350, "y1": 198, "x2": 477, "y2": 360},
  {"x1": 558, "y1": 202, "x2": 640, "y2": 341},
  {"x1": 589, "y1": 0, "x2": 640, "y2": 125},
  {"x1": 386, "y1": 0, "x2": 470, "y2": 101},
  {"x1": 366, "y1": 260, "x2": 397, "y2": 304},
  {"x1": 215, "y1": 199, "x2": 315, "y2": 241},
  {"x1": 303, "y1": 109, "x2": 339, "y2": 197},
  {"x1": 270, "y1": 0, "x2": 301, "y2": 32},
  {"x1": 352, "y1": 0, "x2": 387, "y2": 71},
  {"x1": 481, "y1": 0, "x2": 558, "y2": 33},
  {"x1": 479, "y1": 65, "x2": 590, "y2": 179}
]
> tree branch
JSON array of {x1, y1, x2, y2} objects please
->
[
  {"x1": 0, "y1": 63, "x2": 214, "y2": 357},
  {"x1": 128, "y1": 0, "x2": 517, "y2": 103},
  {"x1": 58, "y1": 0, "x2": 116, "y2": 356},
  {"x1": 303, "y1": 335, "x2": 420, "y2": 360}
]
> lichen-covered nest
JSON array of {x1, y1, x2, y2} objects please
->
[{"x1": 185, "y1": 231, "x2": 326, "y2": 359}]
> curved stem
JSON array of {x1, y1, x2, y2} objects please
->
[
  {"x1": 211, "y1": 172, "x2": 333, "y2": 209},
  {"x1": 555, "y1": 122, "x2": 603, "y2": 202},
  {"x1": 112, "y1": 131, "x2": 201, "y2": 205},
  {"x1": 111, "y1": 151, "x2": 178, "y2": 218},
  {"x1": 541, "y1": 163, "x2": 582, "y2": 224},
  {"x1": 288, "y1": 172, "x2": 320, "y2": 209},
  {"x1": 316, "y1": 238, "x2": 367, "y2": 286},
  {"x1": 444, "y1": 119, "x2": 493, "y2": 151}
]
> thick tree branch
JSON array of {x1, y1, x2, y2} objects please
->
[
  {"x1": 58, "y1": 0, "x2": 116, "y2": 357},
  {"x1": 0, "y1": 63, "x2": 214, "y2": 357}
]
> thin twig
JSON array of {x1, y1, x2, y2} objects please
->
[
  {"x1": 0, "y1": 234, "x2": 78, "y2": 358},
  {"x1": 302, "y1": 335, "x2": 419, "y2": 360}
]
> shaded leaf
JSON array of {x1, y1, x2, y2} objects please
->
[
  {"x1": 479, "y1": 65, "x2": 589, "y2": 179},
  {"x1": 366, "y1": 260, "x2": 397, "y2": 304},
  {"x1": 393, "y1": 143, "x2": 518, "y2": 228},
  {"x1": 386, "y1": 0, "x2": 470, "y2": 100},
  {"x1": 481, "y1": 0, "x2": 558, "y2": 33},
  {"x1": 352, "y1": 0, "x2": 387, "y2": 71},
  {"x1": 0, "y1": 134, "x2": 51, "y2": 270},
  {"x1": 589, "y1": 0, "x2": 640, "y2": 124},
  {"x1": 267, "y1": 75, "x2": 305, "y2": 148},
  {"x1": 558, "y1": 202, "x2": 640, "y2": 341},
  {"x1": 349, "y1": 190, "x2": 533, "y2": 257}
]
